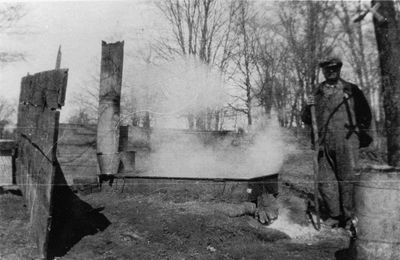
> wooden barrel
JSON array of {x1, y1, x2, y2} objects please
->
[
  {"x1": 355, "y1": 165, "x2": 400, "y2": 260},
  {"x1": 0, "y1": 139, "x2": 16, "y2": 186}
]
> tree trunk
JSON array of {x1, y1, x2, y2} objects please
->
[
  {"x1": 240, "y1": 0, "x2": 252, "y2": 126},
  {"x1": 306, "y1": 1, "x2": 318, "y2": 95},
  {"x1": 187, "y1": 113, "x2": 195, "y2": 130},
  {"x1": 196, "y1": 112, "x2": 206, "y2": 130},
  {"x1": 372, "y1": 0, "x2": 400, "y2": 166},
  {"x1": 214, "y1": 110, "x2": 220, "y2": 131},
  {"x1": 357, "y1": 19, "x2": 381, "y2": 149},
  {"x1": 341, "y1": 1, "x2": 381, "y2": 149},
  {"x1": 206, "y1": 108, "x2": 213, "y2": 130},
  {"x1": 262, "y1": 79, "x2": 273, "y2": 118}
]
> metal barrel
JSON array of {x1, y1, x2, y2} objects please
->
[{"x1": 354, "y1": 165, "x2": 400, "y2": 260}]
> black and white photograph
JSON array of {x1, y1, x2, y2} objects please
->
[{"x1": 0, "y1": 0, "x2": 400, "y2": 259}]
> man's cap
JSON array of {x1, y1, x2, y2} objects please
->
[{"x1": 319, "y1": 57, "x2": 343, "y2": 69}]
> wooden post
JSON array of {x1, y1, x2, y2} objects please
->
[
  {"x1": 96, "y1": 41, "x2": 124, "y2": 175},
  {"x1": 15, "y1": 69, "x2": 68, "y2": 259},
  {"x1": 55, "y1": 45, "x2": 61, "y2": 70},
  {"x1": 310, "y1": 105, "x2": 321, "y2": 230},
  {"x1": 372, "y1": 0, "x2": 400, "y2": 166}
]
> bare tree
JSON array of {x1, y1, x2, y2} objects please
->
[
  {"x1": 277, "y1": 1, "x2": 338, "y2": 129},
  {"x1": 0, "y1": 97, "x2": 17, "y2": 138},
  {"x1": 252, "y1": 24, "x2": 288, "y2": 120},
  {"x1": 0, "y1": 3, "x2": 27, "y2": 65},
  {"x1": 155, "y1": 0, "x2": 237, "y2": 64},
  {"x1": 336, "y1": 0, "x2": 381, "y2": 146},
  {"x1": 155, "y1": 0, "x2": 238, "y2": 130},
  {"x1": 0, "y1": 97, "x2": 16, "y2": 122},
  {"x1": 0, "y1": 3, "x2": 27, "y2": 130},
  {"x1": 123, "y1": 47, "x2": 159, "y2": 129},
  {"x1": 228, "y1": 0, "x2": 259, "y2": 126},
  {"x1": 70, "y1": 74, "x2": 100, "y2": 123},
  {"x1": 67, "y1": 109, "x2": 93, "y2": 125}
]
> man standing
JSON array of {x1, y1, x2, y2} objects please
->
[{"x1": 302, "y1": 57, "x2": 372, "y2": 229}]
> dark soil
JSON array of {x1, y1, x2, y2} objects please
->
[{"x1": 0, "y1": 185, "x2": 351, "y2": 260}]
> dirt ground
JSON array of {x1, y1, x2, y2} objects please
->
[
  {"x1": 0, "y1": 181, "x2": 353, "y2": 260},
  {"x1": 1, "y1": 131, "x2": 377, "y2": 260}
]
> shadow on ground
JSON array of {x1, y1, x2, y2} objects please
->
[
  {"x1": 46, "y1": 161, "x2": 111, "y2": 259},
  {"x1": 335, "y1": 239, "x2": 356, "y2": 260}
]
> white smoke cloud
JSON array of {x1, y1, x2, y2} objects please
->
[{"x1": 139, "y1": 119, "x2": 296, "y2": 179}]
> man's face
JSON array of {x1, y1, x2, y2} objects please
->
[{"x1": 322, "y1": 65, "x2": 341, "y2": 82}]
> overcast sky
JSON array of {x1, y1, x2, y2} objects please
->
[
  {"x1": 1, "y1": 0, "x2": 367, "y2": 123},
  {"x1": 0, "y1": 1, "x2": 161, "y2": 121}
]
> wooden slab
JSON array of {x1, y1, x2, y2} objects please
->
[
  {"x1": 15, "y1": 69, "x2": 68, "y2": 259},
  {"x1": 96, "y1": 41, "x2": 124, "y2": 175}
]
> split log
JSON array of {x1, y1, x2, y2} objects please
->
[
  {"x1": 96, "y1": 41, "x2": 124, "y2": 175},
  {"x1": 15, "y1": 69, "x2": 68, "y2": 259}
]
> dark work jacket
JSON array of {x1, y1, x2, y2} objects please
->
[{"x1": 301, "y1": 79, "x2": 372, "y2": 148}]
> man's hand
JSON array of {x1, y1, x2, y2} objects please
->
[{"x1": 307, "y1": 95, "x2": 315, "y2": 106}]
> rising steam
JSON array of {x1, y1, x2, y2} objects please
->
[
  {"x1": 128, "y1": 56, "x2": 295, "y2": 179},
  {"x1": 137, "y1": 120, "x2": 295, "y2": 179}
]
